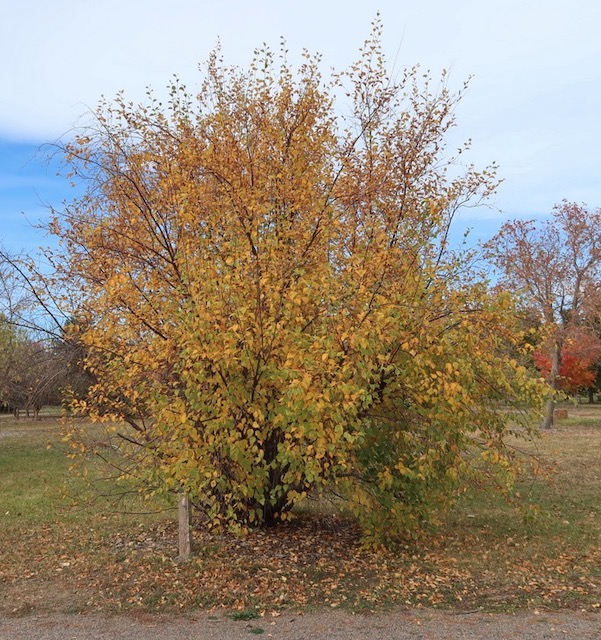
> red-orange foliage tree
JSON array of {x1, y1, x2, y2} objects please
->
[{"x1": 533, "y1": 328, "x2": 601, "y2": 395}]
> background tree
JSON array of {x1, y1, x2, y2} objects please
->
[
  {"x1": 0, "y1": 338, "x2": 64, "y2": 419},
  {"x1": 0, "y1": 260, "x2": 31, "y2": 415},
  {"x1": 47, "y1": 25, "x2": 544, "y2": 543},
  {"x1": 0, "y1": 252, "x2": 84, "y2": 417},
  {"x1": 588, "y1": 362, "x2": 601, "y2": 404},
  {"x1": 486, "y1": 202, "x2": 601, "y2": 428},
  {"x1": 581, "y1": 313, "x2": 601, "y2": 403},
  {"x1": 0, "y1": 314, "x2": 23, "y2": 414}
]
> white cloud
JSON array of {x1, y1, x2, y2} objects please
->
[{"x1": 1, "y1": 0, "x2": 600, "y2": 217}]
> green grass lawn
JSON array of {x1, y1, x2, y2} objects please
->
[
  {"x1": 1, "y1": 424, "x2": 74, "y2": 525},
  {"x1": 0, "y1": 409, "x2": 599, "y2": 615}
]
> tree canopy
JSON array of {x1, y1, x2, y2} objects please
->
[{"x1": 49, "y1": 24, "x2": 544, "y2": 543}]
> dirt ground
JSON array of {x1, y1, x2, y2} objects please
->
[{"x1": 1, "y1": 609, "x2": 600, "y2": 640}]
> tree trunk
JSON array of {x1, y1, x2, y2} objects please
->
[
  {"x1": 588, "y1": 387, "x2": 595, "y2": 404},
  {"x1": 542, "y1": 339, "x2": 562, "y2": 429},
  {"x1": 542, "y1": 397, "x2": 555, "y2": 429}
]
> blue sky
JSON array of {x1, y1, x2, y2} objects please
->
[
  {"x1": 0, "y1": 140, "x2": 65, "y2": 253},
  {"x1": 1, "y1": 0, "x2": 600, "y2": 253}
]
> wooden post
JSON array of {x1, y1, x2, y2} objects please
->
[{"x1": 178, "y1": 493, "x2": 192, "y2": 561}]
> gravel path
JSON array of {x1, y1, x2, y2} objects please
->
[{"x1": 1, "y1": 609, "x2": 599, "y2": 639}]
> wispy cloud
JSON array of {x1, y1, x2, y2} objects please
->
[{"x1": 1, "y1": 0, "x2": 600, "y2": 250}]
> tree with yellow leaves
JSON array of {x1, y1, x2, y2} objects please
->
[{"x1": 50, "y1": 22, "x2": 544, "y2": 544}]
